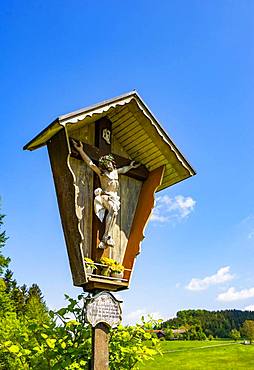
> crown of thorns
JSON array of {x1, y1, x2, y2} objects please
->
[{"x1": 98, "y1": 154, "x2": 116, "y2": 167}]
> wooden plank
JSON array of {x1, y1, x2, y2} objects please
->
[
  {"x1": 113, "y1": 118, "x2": 137, "y2": 135},
  {"x1": 92, "y1": 323, "x2": 109, "y2": 370},
  {"x1": 113, "y1": 176, "x2": 142, "y2": 264},
  {"x1": 121, "y1": 133, "x2": 150, "y2": 150},
  {"x1": 117, "y1": 127, "x2": 148, "y2": 147},
  {"x1": 133, "y1": 147, "x2": 159, "y2": 162},
  {"x1": 148, "y1": 156, "x2": 167, "y2": 168},
  {"x1": 68, "y1": 156, "x2": 93, "y2": 258},
  {"x1": 140, "y1": 150, "x2": 163, "y2": 164},
  {"x1": 84, "y1": 279, "x2": 128, "y2": 292},
  {"x1": 111, "y1": 134, "x2": 129, "y2": 158},
  {"x1": 47, "y1": 128, "x2": 86, "y2": 286},
  {"x1": 123, "y1": 166, "x2": 165, "y2": 281},
  {"x1": 108, "y1": 107, "x2": 130, "y2": 123},
  {"x1": 67, "y1": 122, "x2": 94, "y2": 260},
  {"x1": 112, "y1": 115, "x2": 136, "y2": 133}
]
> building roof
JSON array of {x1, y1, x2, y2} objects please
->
[{"x1": 23, "y1": 91, "x2": 196, "y2": 191}]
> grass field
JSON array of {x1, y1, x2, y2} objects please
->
[{"x1": 139, "y1": 340, "x2": 254, "y2": 369}]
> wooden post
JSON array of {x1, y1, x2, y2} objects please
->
[
  {"x1": 91, "y1": 323, "x2": 110, "y2": 370},
  {"x1": 91, "y1": 117, "x2": 111, "y2": 369}
]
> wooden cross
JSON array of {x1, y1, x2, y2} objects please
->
[{"x1": 70, "y1": 116, "x2": 149, "y2": 262}]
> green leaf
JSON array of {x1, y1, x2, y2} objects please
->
[
  {"x1": 46, "y1": 338, "x2": 57, "y2": 349},
  {"x1": 61, "y1": 341, "x2": 67, "y2": 349},
  {"x1": 57, "y1": 308, "x2": 67, "y2": 316},
  {"x1": 33, "y1": 346, "x2": 41, "y2": 352},
  {"x1": 8, "y1": 344, "x2": 20, "y2": 353}
]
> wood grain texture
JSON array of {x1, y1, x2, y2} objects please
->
[
  {"x1": 68, "y1": 157, "x2": 93, "y2": 258},
  {"x1": 84, "y1": 278, "x2": 128, "y2": 292},
  {"x1": 93, "y1": 117, "x2": 112, "y2": 262},
  {"x1": 47, "y1": 128, "x2": 86, "y2": 286},
  {"x1": 123, "y1": 166, "x2": 165, "y2": 281},
  {"x1": 67, "y1": 123, "x2": 95, "y2": 265},
  {"x1": 92, "y1": 323, "x2": 109, "y2": 370},
  {"x1": 112, "y1": 176, "x2": 142, "y2": 264}
]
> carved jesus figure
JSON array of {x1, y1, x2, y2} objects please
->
[{"x1": 72, "y1": 140, "x2": 140, "y2": 249}]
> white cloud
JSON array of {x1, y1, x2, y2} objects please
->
[
  {"x1": 248, "y1": 231, "x2": 254, "y2": 239},
  {"x1": 123, "y1": 308, "x2": 165, "y2": 325},
  {"x1": 186, "y1": 266, "x2": 234, "y2": 291},
  {"x1": 245, "y1": 304, "x2": 254, "y2": 311},
  {"x1": 217, "y1": 287, "x2": 254, "y2": 302},
  {"x1": 151, "y1": 194, "x2": 196, "y2": 223}
]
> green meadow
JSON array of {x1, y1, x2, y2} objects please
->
[{"x1": 140, "y1": 340, "x2": 254, "y2": 370}]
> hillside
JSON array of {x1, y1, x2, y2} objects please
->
[{"x1": 162, "y1": 309, "x2": 254, "y2": 338}]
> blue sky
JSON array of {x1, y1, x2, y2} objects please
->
[{"x1": 1, "y1": 1, "x2": 254, "y2": 323}]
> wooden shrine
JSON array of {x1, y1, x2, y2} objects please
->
[{"x1": 24, "y1": 91, "x2": 195, "y2": 293}]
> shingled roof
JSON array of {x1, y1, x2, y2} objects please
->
[{"x1": 24, "y1": 91, "x2": 195, "y2": 191}]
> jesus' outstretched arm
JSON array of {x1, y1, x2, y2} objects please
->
[
  {"x1": 117, "y1": 160, "x2": 140, "y2": 174},
  {"x1": 71, "y1": 139, "x2": 101, "y2": 176}
]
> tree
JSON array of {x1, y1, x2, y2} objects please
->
[
  {"x1": 162, "y1": 309, "x2": 254, "y2": 339},
  {"x1": 164, "y1": 328, "x2": 174, "y2": 340},
  {"x1": 241, "y1": 320, "x2": 254, "y2": 344},
  {"x1": 25, "y1": 284, "x2": 49, "y2": 324},
  {"x1": 230, "y1": 329, "x2": 241, "y2": 342},
  {"x1": 0, "y1": 204, "x2": 51, "y2": 369},
  {"x1": 0, "y1": 211, "x2": 10, "y2": 275}
]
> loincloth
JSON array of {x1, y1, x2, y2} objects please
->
[{"x1": 94, "y1": 188, "x2": 120, "y2": 222}]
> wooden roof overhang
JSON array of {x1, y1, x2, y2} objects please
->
[{"x1": 24, "y1": 91, "x2": 196, "y2": 191}]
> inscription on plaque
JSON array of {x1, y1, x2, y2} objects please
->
[{"x1": 86, "y1": 291, "x2": 122, "y2": 328}]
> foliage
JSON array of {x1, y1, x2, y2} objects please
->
[
  {"x1": 100, "y1": 257, "x2": 116, "y2": 267},
  {"x1": 110, "y1": 317, "x2": 162, "y2": 369},
  {"x1": 0, "y1": 206, "x2": 51, "y2": 369},
  {"x1": 0, "y1": 294, "x2": 91, "y2": 369},
  {"x1": 183, "y1": 325, "x2": 207, "y2": 341},
  {"x1": 162, "y1": 309, "x2": 254, "y2": 339},
  {"x1": 230, "y1": 329, "x2": 241, "y2": 342},
  {"x1": 99, "y1": 257, "x2": 125, "y2": 276},
  {"x1": 1, "y1": 294, "x2": 162, "y2": 369},
  {"x1": 110, "y1": 262, "x2": 124, "y2": 273},
  {"x1": 164, "y1": 328, "x2": 174, "y2": 341},
  {"x1": 84, "y1": 257, "x2": 97, "y2": 270},
  {"x1": 0, "y1": 211, "x2": 10, "y2": 275},
  {"x1": 241, "y1": 320, "x2": 254, "y2": 344}
]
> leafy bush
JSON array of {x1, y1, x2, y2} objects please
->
[
  {"x1": 0, "y1": 294, "x2": 162, "y2": 369},
  {"x1": 110, "y1": 317, "x2": 161, "y2": 369}
]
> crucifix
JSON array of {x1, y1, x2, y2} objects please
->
[{"x1": 70, "y1": 116, "x2": 148, "y2": 262}]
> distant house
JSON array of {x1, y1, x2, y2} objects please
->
[
  {"x1": 146, "y1": 330, "x2": 165, "y2": 339},
  {"x1": 145, "y1": 328, "x2": 187, "y2": 339}
]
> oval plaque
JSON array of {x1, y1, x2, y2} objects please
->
[{"x1": 86, "y1": 291, "x2": 122, "y2": 328}]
